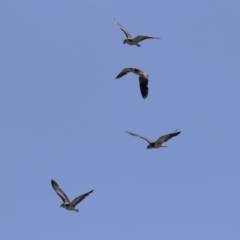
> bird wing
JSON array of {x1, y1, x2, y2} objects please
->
[
  {"x1": 51, "y1": 179, "x2": 70, "y2": 204},
  {"x1": 139, "y1": 76, "x2": 148, "y2": 99},
  {"x1": 125, "y1": 131, "x2": 153, "y2": 143},
  {"x1": 71, "y1": 189, "x2": 94, "y2": 207},
  {"x1": 133, "y1": 35, "x2": 160, "y2": 43},
  {"x1": 156, "y1": 130, "x2": 181, "y2": 144},
  {"x1": 115, "y1": 68, "x2": 132, "y2": 79},
  {"x1": 114, "y1": 19, "x2": 132, "y2": 39}
]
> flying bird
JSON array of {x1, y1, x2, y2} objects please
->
[
  {"x1": 125, "y1": 130, "x2": 181, "y2": 149},
  {"x1": 51, "y1": 179, "x2": 93, "y2": 212},
  {"x1": 114, "y1": 19, "x2": 160, "y2": 47},
  {"x1": 115, "y1": 67, "x2": 149, "y2": 99}
]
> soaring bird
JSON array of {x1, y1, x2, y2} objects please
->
[
  {"x1": 114, "y1": 19, "x2": 160, "y2": 47},
  {"x1": 125, "y1": 130, "x2": 181, "y2": 149},
  {"x1": 115, "y1": 67, "x2": 149, "y2": 99},
  {"x1": 51, "y1": 179, "x2": 93, "y2": 212}
]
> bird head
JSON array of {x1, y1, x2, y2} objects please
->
[
  {"x1": 60, "y1": 203, "x2": 64, "y2": 208},
  {"x1": 123, "y1": 39, "x2": 127, "y2": 44}
]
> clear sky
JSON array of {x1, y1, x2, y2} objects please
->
[{"x1": 0, "y1": 1, "x2": 240, "y2": 239}]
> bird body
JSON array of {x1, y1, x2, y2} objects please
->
[
  {"x1": 51, "y1": 179, "x2": 93, "y2": 212},
  {"x1": 114, "y1": 19, "x2": 160, "y2": 47},
  {"x1": 115, "y1": 67, "x2": 149, "y2": 99},
  {"x1": 61, "y1": 204, "x2": 79, "y2": 212},
  {"x1": 146, "y1": 141, "x2": 167, "y2": 149}
]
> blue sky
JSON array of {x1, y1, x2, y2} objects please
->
[{"x1": 0, "y1": 1, "x2": 240, "y2": 239}]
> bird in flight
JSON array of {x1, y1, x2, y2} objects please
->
[
  {"x1": 115, "y1": 67, "x2": 149, "y2": 99},
  {"x1": 51, "y1": 179, "x2": 94, "y2": 212},
  {"x1": 114, "y1": 19, "x2": 160, "y2": 47},
  {"x1": 125, "y1": 130, "x2": 181, "y2": 149}
]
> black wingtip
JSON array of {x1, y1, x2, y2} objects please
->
[
  {"x1": 87, "y1": 189, "x2": 94, "y2": 195},
  {"x1": 139, "y1": 77, "x2": 148, "y2": 99},
  {"x1": 173, "y1": 129, "x2": 181, "y2": 134},
  {"x1": 115, "y1": 75, "x2": 122, "y2": 79},
  {"x1": 140, "y1": 85, "x2": 148, "y2": 99},
  {"x1": 51, "y1": 179, "x2": 58, "y2": 190},
  {"x1": 51, "y1": 179, "x2": 57, "y2": 185},
  {"x1": 115, "y1": 74, "x2": 121, "y2": 79},
  {"x1": 174, "y1": 131, "x2": 181, "y2": 136}
]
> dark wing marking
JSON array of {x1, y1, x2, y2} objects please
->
[
  {"x1": 156, "y1": 130, "x2": 181, "y2": 144},
  {"x1": 125, "y1": 131, "x2": 153, "y2": 143},
  {"x1": 132, "y1": 68, "x2": 143, "y2": 75},
  {"x1": 51, "y1": 179, "x2": 70, "y2": 204},
  {"x1": 139, "y1": 76, "x2": 148, "y2": 99},
  {"x1": 133, "y1": 35, "x2": 161, "y2": 43},
  {"x1": 71, "y1": 189, "x2": 94, "y2": 207},
  {"x1": 115, "y1": 68, "x2": 132, "y2": 79},
  {"x1": 114, "y1": 19, "x2": 132, "y2": 39}
]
